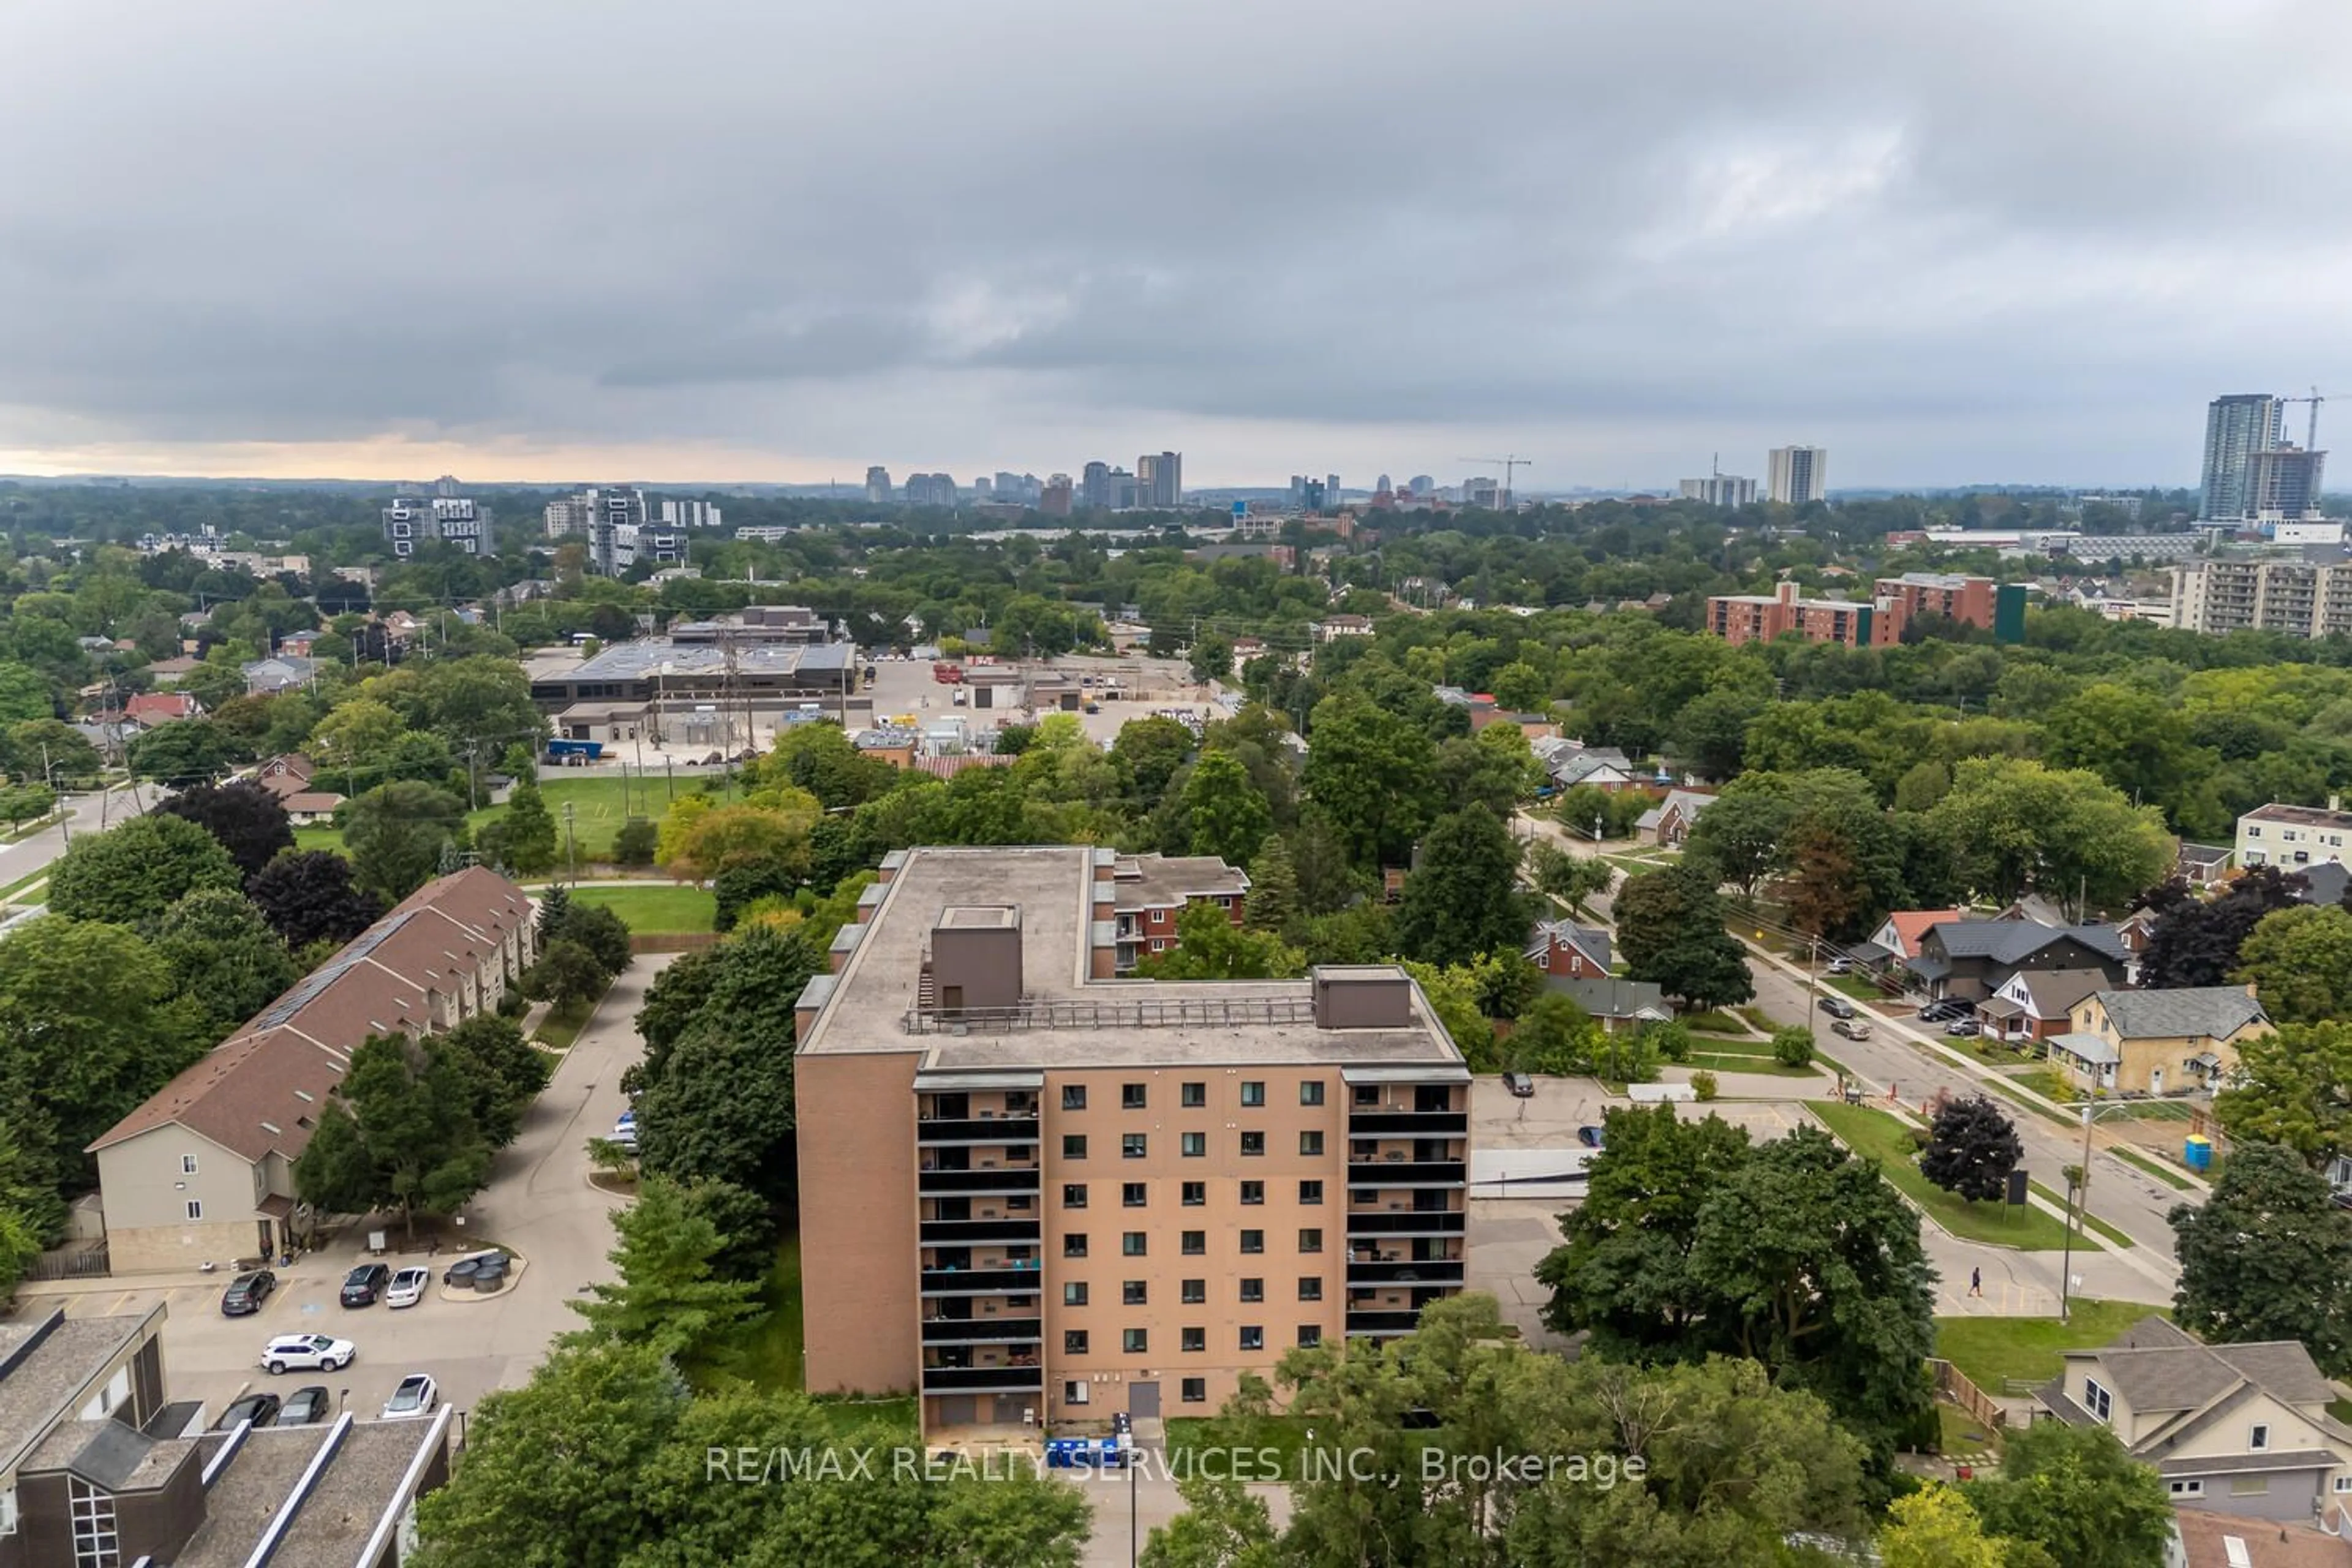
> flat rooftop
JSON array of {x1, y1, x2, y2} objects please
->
[
  {"x1": 801, "y1": 845, "x2": 1460, "y2": 1071},
  {"x1": 2245, "y1": 802, "x2": 2352, "y2": 830},
  {"x1": 567, "y1": 638, "x2": 851, "y2": 681}
]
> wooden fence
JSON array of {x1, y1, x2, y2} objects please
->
[{"x1": 1929, "y1": 1357, "x2": 2010, "y2": 1431}]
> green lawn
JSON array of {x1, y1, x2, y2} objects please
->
[
  {"x1": 1681, "y1": 1010, "x2": 1749, "y2": 1036},
  {"x1": 533, "y1": 992, "x2": 602, "y2": 1050},
  {"x1": 1687, "y1": 1053, "x2": 1820, "y2": 1079},
  {"x1": 565, "y1": 883, "x2": 717, "y2": 934},
  {"x1": 1934, "y1": 1299, "x2": 2168, "y2": 1391},
  {"x1": 1807, "y1": 1100, "x2": 2097, "y2": 1253},
  {"x1": 2111, "y1": 1145, "x2": 2198, "y2": 1191},
  {"x1": 731, "y1": 1235, "x2": 806, "y2": 1392},
  {"x1": 815, "y1": 1395, "x2": 918, "y2": 1439},
  {"x1": 292, "y1": 774, "x2": 681, "y2": 864}
]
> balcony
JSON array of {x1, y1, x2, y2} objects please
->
[
  {"x1": 918, "y1": 1165, "x2": 1042, "y2": 1196},
  {"x1": 1346, "y1": 1161, "x2": 1466, "y2": 1188},
  {"x1": 919, "y1": 1265, "x2": 1046, "y2": 1295},
  {"x1": 1344, "y1": 1210, "x2": 1467, "y2": 1237},
  {"x1": 917, "y1": 1114, "x2": 1042, "y2": 1145},
  {"x1": 919, "y1": 1217, "x2": 1043, "y2": 1245},
  {"x1": 1344, "y1": 1310, "x2": 1423, "y2": 1336},
  {"x1": 921, "y1": 1364, "x2": 1045, "y2": 1394},
  {"x1": 1346, "y1": 1258, "x2": 1466, "y2": 1287},
  {"x1": 1346, "y1": 1109, "x2": 1468, "y2": 1136},
  {"x1": 921, "y1": 1316, "x2": 1044, "y2": 1344}
]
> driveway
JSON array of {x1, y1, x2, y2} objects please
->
[{"x1": 36, "y1": 957, "x2": 666, "y2": 1428}]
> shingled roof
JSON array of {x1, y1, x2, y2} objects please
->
[{"x1": 2094, "y1": 986, "x2": 2267, "y2": 1042}]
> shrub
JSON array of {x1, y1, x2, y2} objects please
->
[
  {"x1": 1691, "y1": 1071, "x2": 1719, "y2": 1102},
  {"x1": 1771, "y1": 1027, "x2": 1816, "y2": 1069},
  {"x1": 613, "y1": 817, "x2": 658, "y2": 867}
]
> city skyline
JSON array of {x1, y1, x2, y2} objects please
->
[{"x1": 2, "y1": 4, "x2": 2350, "y2": 488}]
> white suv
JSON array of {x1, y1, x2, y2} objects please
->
[{"x1": 260, "y1": 1334, "x2": 356, "y2": 1375}]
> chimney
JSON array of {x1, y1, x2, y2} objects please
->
[{"x1": 2332, "y1": 793, "x2": 2343, "y2": 814}]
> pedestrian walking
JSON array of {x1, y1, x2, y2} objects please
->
[{"x1": 1969, "y1": 1267, "x2": 1983, "y2": 1298}]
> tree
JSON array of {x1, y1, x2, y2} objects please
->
[
  {"x1": 47, "y1": 813, "x2": 243, "y2": 925},
  {"x1": 1924, "y1": 758, "x2": 2173, "y2": 918},
  {"x1": 1961, "y1": 1422, "x2": 2171, "y2": 1568},
  {"x1": 1879, "y1": 1486, "x2": 2041, "y2": 1568},
  {"x1": 127, "y1": 718, "x2": 241, "y2": 786},
  {"x1": 1919, "y1": 1094, "x2": 2022, "y2": 1204},
  {"x1": 1434, "y1": 724, "x2": 1545, "y2": 816},
  {"x1": 1188, "y1": 632, "x2": 1234, "y2": 684},
  {"x1": 1528, "y1": 841, "x2": 1612, "y2": 910},
  {"x1": 1136, "y1": 901, "x2": 1305, "y2": 981},
  {"x1": 339, "y1": 780, "x2": 469, "y2": 903},
  {"x1": 293, "y1": 1033, "x2": 492, "y2": 1241},
  {"x1": 1668, "y1": 685, "x2": 1763, "y2": 782},
  {"x1": 246, "y1": 848, "x2": 382, "y2": 949},
  {"x1": 613, "y1": 817, "x2": 658, "y2": 866},
  {"x1": 2170, "y1": 1141, "x2": 2352, "y2": 1376},
  {"x1": 308, "y1": 697, "x2": 412, "y2": 788},
  {"x1": 526, "y1": 940, "x2": 609, "y2": 1014},
  {"x1": 1507, "y1": 992, "x2": 1599, "y2": 1076},
  {"x1": 2234, "y1": 904, "x2": 2352, "y2": 1024},
  {"x1": 480, "y1": 778, "x2": 559, "y2": 876},
  {"x1": 151, "y1": 888, "x2": 302, "y2": 1034},
  {"x1": 1110, "y1": 716, "x2": 1197, "y2": 804},
  {"x1": 2136, "y1": 865, "x2": 2307, "y2": 989},
  {"x1": 658, "y1": 797, "x2": 819, "y2": 884},
  {"x1": 2214, "y1": 1021, "x2": 2352, "y2": 1170},
  {"x1": 438, "y1": 1015, "x2": 551, "y2": 1147},
  {"x1": 2, "y1": 718, "x2": 99, "y2": 784},
  {"x1": 1181, "y1": 749, "x2": 1271, "y2": 867},
  {"x1": 547, "y1": 901, "x2": 633, "y2": 979},
  {"x1": 1300, "y1": 691, "x2": 1439, "y2": 869},
  {"x1": 1771, "y1": 1024, "x2": 1816, "y2": 1068},
  {"x1": 1242, "y1": 838, "x2": 1300, "y2": 934},
  {"x1": 1140, "y1": 1474, "x2": 1280, "y2": 1568},
  {"x1": 1612, "y1": 866, "x2": 1755, "y2": 1010},
  {"x1": 568, "y1": 1175, "x2": 761, "y2": 1363},
  {"x1": 1391, "y1": 807, "x2": 1528, "y2": 968},
  {"x1": 1679, "y1": 774, "x2": 1792, "y2": 900},
  {"x1": 154, "y1": 778, "x2": 296, "y2": 878}
]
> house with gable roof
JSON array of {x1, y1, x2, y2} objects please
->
[{"x1": 2046, "y1": 986, "x2": 2271, "y2": 1097}]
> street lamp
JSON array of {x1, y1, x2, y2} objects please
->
[{"x1": 2060, "y1": 1099, "x2": 2139, "y2": 1322}]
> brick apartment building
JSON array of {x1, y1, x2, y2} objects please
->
[
  {"x1": 1110, "y1": 853, "x2": 1250, "y2": 973},
  {"x1": 1705, "y1": 574, "x2": 2024, "y2": 648},
  {"x1": 793, "y1": 845, "x2": 1469, "y2": 1438}
]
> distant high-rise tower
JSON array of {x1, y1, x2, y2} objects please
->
[
  {"x1": 1080, "y1": 461, "x2": 1112, "y2": 510},
  {"x1": 1376, "y1": 473, "x2": 1394, "y2": 493},
  {"x1": 2247, "y1": 445, "x2": 2326, "y2": 521},
  {"x1": 1767, "y1": 447, "x2": 1828, "y2": 505},
  {"x1": 864, "y1": 466, "x2": 894, "y2": 505},
  {"x1": 1138, "y1": 451, "x2": 1182, "y2": 508},
  {"x1": 1408, "y1": 474, "x2": 1433, "y2": 496},
  {"x1": 2201, "y1": 394, "x2": 2285, "y2": 521},
  {"x1": 1325, "y1": 473, "x2": 1341, "y2": 507}
]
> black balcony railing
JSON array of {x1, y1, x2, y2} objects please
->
[
  {"x1": 1346, "y1": 1110, "x2": 1468, "y2": 1136},
  {"x1": 921, "y1": 1316, "x2": 1044, "y2": 1344},
  {"x1": 919, "y1": 1218, "x2": 1043, "y2": 1245},
  {"x1": 918, "y1": 1166, "x2": 1042, "y2": 1195},
  {"x1": 1344, "y1": 1310, "x2": 1423, "y2": 1336},
  {"x1": 916, "y1": 1115, "x2": 1042, "y2": 1145},
  {"x1": 921, "y1": 1364, "x2": 1045, "y2": 1393},
  {"x1": 1343, "y1": 1210, "x2": 1468, "y2": 1236},
  {"x1": 919, "y1": 1265, "x2": 1046, "y2": 1295},
  {"x1": 1345, "y1": 1161, "x2": 1466, "y2": 1187},
  {"x1": 1346, "y1": 1258, "x2": 1466, "y2": 1287}
]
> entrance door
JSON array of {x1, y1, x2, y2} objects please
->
[
  {"x1": 2150, "y1": 1066, "x2": 2163, "y2": 1096},
  {"x1": 1129, "y1": 1381, "x2": 1161, "y2": 1420}
]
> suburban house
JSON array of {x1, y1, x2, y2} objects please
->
[
  {"x1": 1635, "y1": 788, "x2": 1716, "y2": 848},
  {"x1": 143, "y1": 655, "x2": 200, "y2": 687},
  {"x1": 86, "y1": 868, "x2": 537, "y2": 1273},
  {"x1": 1542, "y1": 974, "x2": 1670, "y2": 1031},
  {"x1": 1854, "y1": 909, "x2": 1967, "y2": 971},
  {"x1": 2171, "y1": 1510, "x2": 2352, "y2": 1568},
  {"x1": 2293, "y1": 862, "x2": 2352, "y2": 908},
  {"x1": 1973, "y1": 968, "x2": 2105, "y2": 1044},
  {"x1": 2045, "y1": 986, "x2": 2270, "y2": 1097},
  {"x1": 121, "y1": 692, "x2": 198, "y2": 727},
  {"x1": 2036, "y1": 1315, "x2": 2352, "y2": 1523},
  {"x1": 0, "y1": 1304, "x2": 452, "y2": 1567},
  {"x1": 1524, "y1": 920, "x2": 1612, "y2": 979},
  {"x1": 1904, "y1": 919, "x2": 2132, "y2": 1003},
  {"x1": 252, "y1": 753, "x2": 314, "y2": 793},
  {"x1": 278, "y1": 790, "x2": 345, "y2": 825},
  {"x1": 2177, "y1": 843, "x2": 2236, "y2": 888},
  {"x1": 240, "y1": 655, "x2": 317, "y2": 695},
  {"x1": 1109, "y1": 853, "x2": 1249, "y2": 974},
  {"x1": 2237, "y1": 799, "x2": 2352, "y2": 872},
  {"x1": 1312, "y1": 614, "x2": 1373, "y2": 644},
  {"x1": 1534, "y1": 739, "x2": 1645, "y2": 793}
]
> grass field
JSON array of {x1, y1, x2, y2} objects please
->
[
  {"x1": 1934, "y1": 1299, "x2": 2166, "y2": 1390},
  {"x1": 734, "y1": 1235, "x2": 806, "y2": 1392},
  {"x1": 293, "y1": 774, "x2": 693, "y2": 862},
  {"x1": 1684, "y1": 1034, "x2": 1820, "y2": 1078},
  {"x1": 532, "y1": 989, "x2": 604, "y2": 1050},
  {"x1": 566, "y1": 883, "x2": 717, "y2": 934},
  {"x1": 1807, "y1": 1100, "x2": 2096, "y2": 1253}
]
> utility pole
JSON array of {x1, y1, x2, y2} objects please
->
[
  {"x1": 41, "y1": 744, "x2": 66, "y2": 845},
  {"x1": 562, "y1": 801, "x2": 579, "y2": 886}
]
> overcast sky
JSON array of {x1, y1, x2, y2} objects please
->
[{"x1": 2, "y1": 0, "x2": 2348, "y2": 490}]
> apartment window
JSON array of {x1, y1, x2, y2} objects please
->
[
  {"x1": 1240, "y1": 1081, "x2": 1265, "y2": 1107},
  {"x1": 1064, "y1": 1330, "x2": 1089, "y2": 1354},
  {"x1": 1122, "y1": 1232, "x2": 1147, "y2": 1257},
  {"x1": 1063, "y1": 1134, "x2": 1087, "y2": 1159},
  {"x1": 1064, "y1": 1282, "x2": 1088, "y2": 1306},
  {"x1": 2170, "y1": 1479, "x2": 2204, "y2": 1498},
  {"x1": 1182, "y1": 1132, "x2": 1206, "y2": 1158},
  {"x1": 1299, "y1": 1180, "x2": 1324, "y2": 1205},
  {"x1": 1354, "y1": 1085, "x2": 1381, "y2": 1107},
  {"x1": 1123, "y1": 1182, "x2": 1147, "y2": 1208},
  {"x1": 1065, "y1": 1234, "x2": 1088, "y2": 1258},
  {"x1": 1299, "y1": 1131, "x2": 1324, "y2": 1157},
  {"x1": 1182, "y1": 1378, "x2": 1207, "y2": 1403},
  {"x1": 2231, "y1": 1476, "x2": 2270, "y2": 1497},
  {"x1": 1123, "y1": 1280, "x2": 1148, "y2": 1306},
  {"x1": 181, "y1": 1154, "x2": 200, "y2": 1175},
  {"x1": 1240, "y1": 1180, "x2": 1265, "y2": 1206},
  {"x1": 1183, "y1": 1231, "x2": 1205, "y2": 1256},
  {"x1": 1065, "y1": 1380, "x2": 1090, "y2": 1406},
  {"x1": 1182, "y1": 1181, "x2": 1206, "y2": 1206},
  {"x1": 1239, "y1": 1326, "x2": 1264, "y2": 1351},
  {"x1": 185, "y1": 1199, "x2": 203, "y2": 1221},
  {"x1": 1063, "y1": 1085, "x2": 1088, "y2": 1111},
  {"x1": 1240, "y1": 1278, "x2": 1264, "y2": 1303},
  {"x1": 1123, "y1": 1329, "x2": 1148, "y2": 1354},
  {"x1": 1297, "y1": 1325, "x2": 1322, "y2": 1348},
  {"x1": 1240, "y1": 1132, "x2": 1266, "y2": 1157},
  {"x1": 1298, "y1": 1228, "x2": 1323, "y2": 1254},
  {"x1": 1300, "y1": 1081, "x2": 1325, "y2": 1107},
  {"x1": 1063, "y1": 1184, "x2": 1088, "y2": 1210},
  {"x1": 1123, "y1": 1084, "x2": 1148, "y2": 1110},
  {"x1": 1151, "y1": 940, "x2": 1165, "y2": 952},
  {"x1": 2334, "y1": 1477, "x2": 2352, "y2": 1495},
  {"x1": 1240, "y1": 1229, "x2": 1264, "y2": 1254},
  {"x1": 1298, "y1": 1276, "x2": 1323, "y2": 1302},
  {"x1": 2083, "y1": 1378, "x2": 2112, "y2": 1422},
  {"x1": 1123, "y1": 1134, "x2": 1147, "y2": 1159},
  {"x1": 1182, "y1": 1326, "x2": 1205, "y2": 1352},
  {"x1": 2250, "y1": 1423, "x2": 2271, "y2": 1451},
  {"x1": 1182, "y1": 1082, "x2": 1206, "y2": 1108}
]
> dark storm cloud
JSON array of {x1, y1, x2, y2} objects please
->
[{"x1": 1, "y1": 0, "x2": 2348, "y2": 482}]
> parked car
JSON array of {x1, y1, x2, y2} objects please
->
[
  {"x1": 216, "y1": 1393, "x2": 281, "y2": 1430},
  {"x1": 221, "y1": 1270, "x2": 277, "y2": 1317},
  {"x1": 1577, "y1": 1125, "x2": 1605, "y2": 1150},
  {"x1": 1945, "y1": 1019, "x2": 1981, "y2": 1038},
  {"x1": 277, "y1": 1386, "x2": 331, "y2": 1427},
  {"x1": 443, "y1": 1250, "x2": 506, "y2": 1286},
  {"x1": 386, "y1": 1267, "x2": 430, "y2": 1309},
  {"x1": 1817, "y1": 996, "x2": 1858, "y2": 1020},
  {"x1": 382, "y1": 1374, "x2": 439, "y2": 1420},
  {"x1": 341, "y1": 1262, "x2": 393, "y2": 1307},
  {"x1": 261, "y1": 1333, "x2": 356, "y2": 1374},
  {"x1": 611, "y1": 1109, "x2": 639, "y2": 1152},
  {"x1": 1830, "y1": 1018, "x2": 1872, "y2": 1041},
  {"x1": 1502, "y1": 1071, "x2": 1535, "y2": 1099},
  {"x1": 1918, "y1": 998, "x2": 1973, "y2": 1023},
  {"x1": 1824, "y1": 957, "x2": 1855, "y2": 976}
]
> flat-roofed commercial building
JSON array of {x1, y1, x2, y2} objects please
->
[{"x1": 794, "y1": 845, "x2": 1469, "y2": 1437}]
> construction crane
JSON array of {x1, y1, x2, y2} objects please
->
[
  {"x1": 1457, "y1": 455, "x2": 1533, "y2": 508},
  {"x1": 2283, "y1": 386, "x2": 2328, "y2": 450}
]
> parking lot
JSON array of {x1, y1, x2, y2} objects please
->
[{"x1": 863, "y1": 653, "x2": 1219, "y2": 747}]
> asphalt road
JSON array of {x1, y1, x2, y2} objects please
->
[{"x1": 0, "y1": 781, "x2": 154, "y2": 892}]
